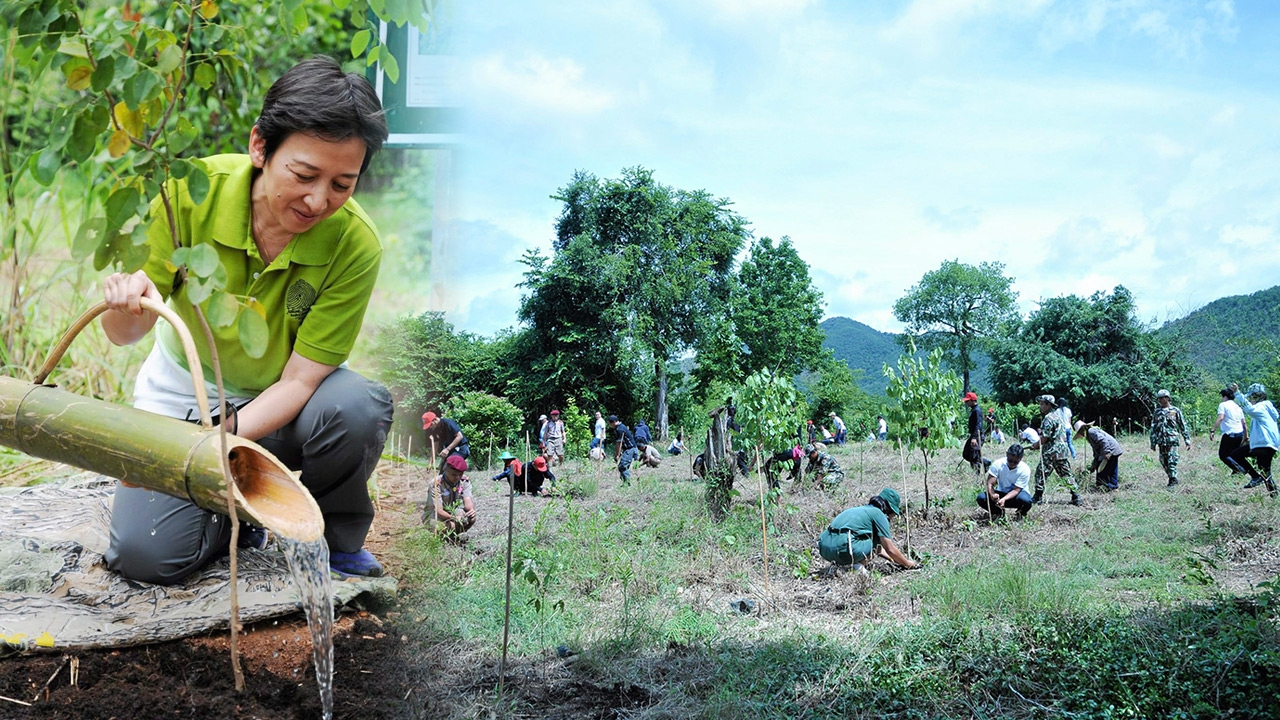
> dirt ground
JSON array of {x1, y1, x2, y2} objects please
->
[
  {"x1": 0, "y1": 461, "x2": 427, "y2": 720},
  {"x1": 2, "y1": 442, "x2": 1277, "y2": 719}
]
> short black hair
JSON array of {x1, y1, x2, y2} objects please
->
[
  {"x1": 868, "y1": 495, "x2": 892, "y2": 515},
  {"x1": 1221, "y1": 388, "x2": 1234, "y2": 399},
  {"x1": 1006, "y1": 443, "x2": 1024, "y2": 459},
  {"x1": 255, "y1": 56, "x2": 388, "y2": 173}
]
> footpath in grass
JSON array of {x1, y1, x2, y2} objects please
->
[{"x1": 392, "y1": 437, "x2": 1280, "y2": 718}]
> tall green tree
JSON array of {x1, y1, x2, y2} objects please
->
[
  {"x1": 988, "y1": 285, "x2": 1193, "y2": 421},
  {"x1": 893, "y1": 260, "x2": 1019, "y2": 392},
  {"x1": 731, "y1": 236, "x2": 826, "y2": 378},
  {"x1": 520, "y1": 167, "x2": 749, "y2": 439}
]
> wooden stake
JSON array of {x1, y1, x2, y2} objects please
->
[
  {"x1": 755, "y1": 447, "x2": 769, "y2": 613},
  {"x1": 499, "y1": 432, "x2": 526, "y2": 694},
  {"x1": 900, "y1": 443, "x2": 911, "y2": 556}
]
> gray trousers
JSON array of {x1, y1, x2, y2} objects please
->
[{"x1": 105, "y1": 369, "x2": 393, "y2": 585}]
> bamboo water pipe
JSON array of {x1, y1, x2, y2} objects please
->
[{"x1": 0, "y1": 299, "x2": 322, "y2": 542}]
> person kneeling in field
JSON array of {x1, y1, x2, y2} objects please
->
[
  {"x1": 640, "y1": 444, "x2": 663, "y2": 468},
  {"x1": 977, "y1": 443, "x2": 1033, "y2": 519},
  {"x1": 804, "y1": 444, "x2": 845, "y2": 487},
  {"x1": 432, "y1": 455, "x2": 476, "y2": 536},
  {"x1": 523, "y1": 456, "x2": 557, "y2": 496},
  {"x1": 491, "y1": 451, "x2": 524, "y2": 492},
  {"x1": 818, "y1": 488, "x2": 920, "y2": 574}
]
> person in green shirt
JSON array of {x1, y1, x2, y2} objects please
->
[
  {"x1": 818, "y1": 488, "x2": 921, "y2": 574},
  {"x1": 99, "y1": 57, "x2": 392, "y2": 584}
]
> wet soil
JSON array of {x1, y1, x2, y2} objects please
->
[{"x1": 0, "y1": 461, "x2": 426, "y2": 720}]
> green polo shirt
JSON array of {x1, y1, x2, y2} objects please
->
[{"x1": 141, "y1": 154, "x2": 381, "y2": 396}]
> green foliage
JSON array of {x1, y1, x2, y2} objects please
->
[
  {"x1": 893, "y1": 259, "x2": 1019, "y2": 392},
  {"x1": 441, "y1": 391, "x2": 522, "y2": 469},
  {"x1": 989, "y1": 285, "x2": 1195, "y2": 422},
  {"x1": 0, "y1": 0, "x2": 425, "y2": 395},
  {"x1": 1157, "y1": 285, "x2": 1280, "y2": 387},
  {"x1": 520, "y1": 167, "x2": 752, "y2": 438},
  {"x1": 730, "y1": 236, "x2": 827, "y2": 378},
  {"x1": 370, "y1": 311, "x2": 506, "y2": 420},
  {"x1": 884, "y1": 344, "x2": 961, "y2": 513},
  {"x1": 560, "y1": 396, "x2": 592, "y2": 460},
  {"x1": 737, "y1": 368, "x2": 802, "y2": 454},
  {"x1": 683, "y1": 606, "x2": 1280, "y2": 719}
]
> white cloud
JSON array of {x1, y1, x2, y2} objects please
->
[
  {"x1": 1217, "y1": 223, "x2": 1272, "y2": 250},
  {"x1": 467, "y1": 53, "x2": 618, "y2": 116},
  {"x1": 693, "y1": 0, "x2": 816, "y2": 22}
]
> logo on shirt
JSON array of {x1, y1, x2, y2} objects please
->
[{"x1": 286, "y1": 279, "x2": 318, "y2": 321}]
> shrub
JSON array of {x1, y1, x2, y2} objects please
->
[{"x1": 442, "y1": 392, "x2": 523, "y2": 470}]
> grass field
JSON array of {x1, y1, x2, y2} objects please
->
[{"x1": 388, "y1": 436, "x2": 1280, "y2": 718}]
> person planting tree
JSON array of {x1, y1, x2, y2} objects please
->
[
  {"x1": 100, "y1": 57, "x2": 392, "y2": 583},
  {"x1": 818, "y1": 488, "x2": 921, "y2": 574}
]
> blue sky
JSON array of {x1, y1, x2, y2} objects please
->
[{"x1": 430, "y1": 0, "x2": 1280, "y2": 338}]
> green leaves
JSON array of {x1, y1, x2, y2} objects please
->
[
  {"x1": 122, "y1": 68, "x2": 161, "y2": 109},
  {"x1": 90, "y1": 55, "x2": 115, "y2": 92},
  {"x1": 739, "y1": 369, "x2": 802, "y2": 454},
  {"x1": 155, "y1": 45, "x2": 183, "y2": 75},
  {"x1": 192, "y1": 62, "x2": 216, "y2": 90},
  {"x1": 238, "y1": 302, "x2": 269, "y2": 358},
  {"x1": 31, "y1": 147, "x2": 61, "y2": 186},
  {"x1": 350, "y1": 28, "x2": 372, "y2": 58},
  {"x1": 186, "y1": 162, "x2": 210, "y2": 205},
  {"x1": 883, "y1": 344, "x2": 961, "y2": 456},
  {"x1": 72, "y1": 218, "x2": 107, "y2": 260},
  {"x1": 104, "y1": 186, "x2": 142, "y2": 232}
]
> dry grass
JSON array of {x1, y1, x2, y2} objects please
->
[{"x1": 384, "y1": 434, "x2": 1280, "y2": 718}]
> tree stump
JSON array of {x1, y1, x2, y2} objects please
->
[{"x1": 703, "y1": 407, "x2": 735, "y2": 520}]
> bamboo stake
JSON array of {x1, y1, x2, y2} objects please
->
[
  {"x1": 488, "y1": 436, "x2": 495, "y2": 473},
  {"x1": 755, "y1": 446, "x2": 769, "y2": 613},
  {"x1": 900, "y1": 443, "x2": 911, "y2": 557},
  {"x1": 499, "y1": 432, "x2": 526, "y2": 694},
  {"x1": 430, "y1": 438, "x2": 438, "y2": 485},
  {"x1": 193, "y1": 307, "x2": 244, "y2": 692}
]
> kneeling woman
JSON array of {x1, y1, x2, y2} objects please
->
[{"x1": 819, "y1": 488, "x2": 921, "y2": 573}]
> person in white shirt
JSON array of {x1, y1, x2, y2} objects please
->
[
  {"x1": 977, "y1": 444, "x2": 1034, "y2": 518},
  {"x1": 591, "y1": 411, "x2": 606, "y2": 450},
  {"x1": 991, "y1": 426, "x2": 1006, "y2": 444},
  {"x1": 1211, "y1": 387, "x2": 1248, "y2": 475},
  {"x1": 1018, "y1": 423, "x2": 1039, "y2": 447}
]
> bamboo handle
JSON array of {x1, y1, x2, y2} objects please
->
[{"x1": 34, "y1": 297, "x2": 212, "y2": 429}]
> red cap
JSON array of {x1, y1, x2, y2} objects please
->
[
  {"x1": 533, "y1": 456, "x2": 548, "y2": 471},
  {"x1": 550, "y1": 409, "x2": 560, "y2": 416},
  {"x1": 422, "y1": 411, "x2": 437, "y2": 429},
  {"x1": 445, "y1": 454, "x2": 467, "y2": 472},
  {"x1": 962, "y1": 392, "x2": 978, "y2": 403}
]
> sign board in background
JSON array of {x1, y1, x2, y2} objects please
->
[{"x1": 370, "y1": 20, "x2": 462, "y2": 148}]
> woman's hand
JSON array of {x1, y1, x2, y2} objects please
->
[
  {"x1": 101, "y1": 270, "x2": 162, "y2": 346},
  {"x1": 103, "y1": 270, "x2": 159, "y2": 315}
]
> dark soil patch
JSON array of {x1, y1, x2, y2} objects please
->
[
  {"x1": 0, "y1": 461, "x2": 429, "y2": 720},
  {"x1": 0, "y1": 617, "x2": 415, "y2": 719}
]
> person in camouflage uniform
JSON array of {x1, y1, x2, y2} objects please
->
[
  {"x1": 1150, "y1": 389, "x2": 1192, "y2": 487},
  {"x1": 1029, "y1": 394, "x2": 1081, "y2": 506},
  {"x1": 804, "y1": 444, "x2": 845, "y2": 487}
]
